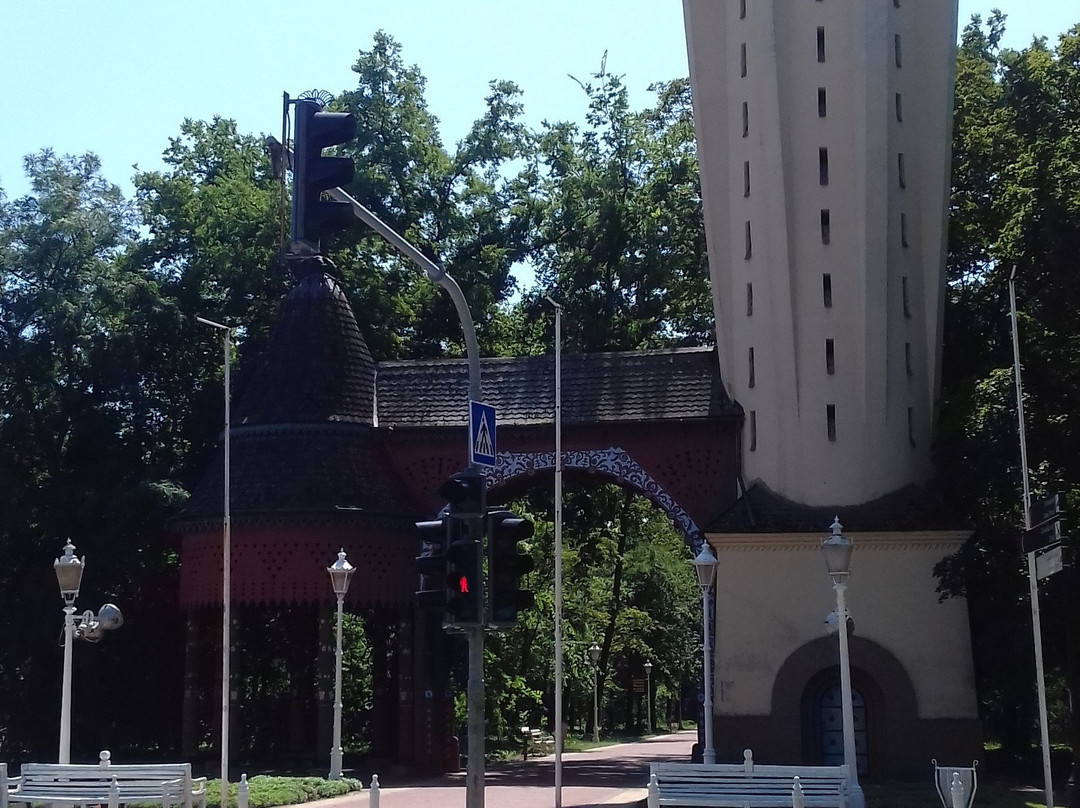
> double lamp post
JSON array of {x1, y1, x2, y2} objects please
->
[{"x1": 53, "y1": 541, "x2": 124, "y2": 764}]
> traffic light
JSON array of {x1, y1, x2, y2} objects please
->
[
  {"x1": 487, "y1": 509, "x2": 535, "y2": 626},
  {"x1": 443, "y1": 470, "x2": 485, "y2": 623},
  {"x1": 291, "y1": 98, "x2": 355, "y2": 246},
  {"x1": 440, "y1": 470, "x2": 485, "y2": 518},
  {"x1": 415, "y1": 516, "x2": 449, "y2": 611},
  {"x1": 446, "y1": 521, "x2": 483, "y2": 623},
  {"x1": 415, "y1": 471, "x2": 487, "y2": 624}
]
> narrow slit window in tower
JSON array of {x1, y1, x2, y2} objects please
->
[
  {"x1": 817, "y1": 27, "x2": 826, "y2": 62},
  {"x1": 825, "y1": 339, "x2": 835, "y2": 375},
  {"x1": 902, "y1": 275, "x2": 911, "y2": 317},
  {"x1": 823, "y1": 273, "x2": 833, "y2": 308},
  {"x1": 895, "y1": 34, "x2": 903, "y2": 68},
  {"x1": 742, "y1": 102, "x2": 749, "y2": 137},
  {"x1": 894, "y1": 0, "x2": 900, "y2": 7},
  {"x1": 900, "y1": 212, "x2": 909, "y2": 247},
  {"x1": 818, "y1": 87, "x2": 827, "y2": 117},
  {"x1": 827, "y1": 405, "x2": 837, "y2": 441},
  {"x1": 905, "y1": 342, "x2": 913, "y2": 376},
  {"x1": 740, "y1": 0, "x2": 746, "y2": 18},
  {"x1": 741, "y1": 43, "x2": 747, "y2": 77},
  {"x1": 745, "y1": 220, "x2": 753, "y2": 259},
  {"x1": 744, "y1": 161, "x2": 751, "y2": 197},
  {"x1": 908, "y1": 407, "x2": 916, "y2": 446},
  {"x1": 895, "y1": 93, "x2": 903, "y2": 122},
  {"x1": 746, "y1": 283, "x2": 754, "y2": 316},
  {"x1": 821, "y1": 209, "x2": 831, "y2": 244},
  {"x1": 748, "y1": 347, "x2": 756, "y2": 388},
  {"x1": 898, "y1": 153, "x2": 906, "y2": 188},
  {"x1": 749, "y1": 411, "x2": 757, "y2": 452},
  {"x1": 819, "y1": 147, "x2": 829, "y2": 185}
]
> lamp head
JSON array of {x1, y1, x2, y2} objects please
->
[
  {"x1": 327, "y1": 549, "x2": 355, "y2": 596},
  {"x1": 821, "y1": 517, "x2": 853, "y2": 581},
  {"x1": 78, "y1": 603, "x2": 124, "y2": 642},
  {"x1": 588, "y1": 643, "x2": 601, "y2": 664},
  {"x1": 54, "y1": 540, "x2": 85, "y2": 606},
  {"x1": 643, "y1": 660, "x2": 653, "y2": 673},
  {"x1": 691, "y1": 544, "x2": 718, "y2": 591}
]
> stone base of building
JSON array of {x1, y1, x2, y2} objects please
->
[{"x1": 711, "y1": 713, "x2": 982, "y2": 780}]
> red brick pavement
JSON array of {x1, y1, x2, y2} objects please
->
[{"x1": 305, "y1": 731, "x2": 695, "y2": 808}]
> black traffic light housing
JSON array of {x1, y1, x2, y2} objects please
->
[
  {"x1": 415, "y1": 470, "x2": 487, "y2": 625},
  {"x1": 291, "y1": 98, "x2": 355, "y2": 246},
  {"x1": 440, "y1": 470, "x2": 485, "y2": 518},
  {"x1": 446, "y1": 520, "x2": 483, "y2": 623},
  {"x1": 415, "y1": 517, "x2": 449, "y2": 611},
  {"x1": 487, "y1": 508, "x2": 535, "y2": 626}
]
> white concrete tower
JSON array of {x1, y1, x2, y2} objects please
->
[{"x1": 684, "y1": 0, "x2": 958, "y2": 505}]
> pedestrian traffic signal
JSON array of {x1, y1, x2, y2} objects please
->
[
  {"x1": 415, "y1": 516, "x2": 449, "y2": 611},
  {"x1": 440, "y1": 470, "x2": 486, "y2": 517},
  {"x1": 487, "y1": 509, "x2": 535, "y2": 626},
  {"x1": 291, "y1": 98, "x2": 355, "y2": 246},
  {"x1": 446, "y1": 519, "x2": 483, "y2": 623}
]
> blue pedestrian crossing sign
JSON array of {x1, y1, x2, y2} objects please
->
[{"x1": 469, "y1": 400, "x2": 497, "y2": 467}]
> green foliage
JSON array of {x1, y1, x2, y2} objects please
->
[
  {"x1": 204, "y1": 776, "x2": 363, "y2": 808},
  {"x1": 513, "y1": 57, "x2": 712, "y2": 353},
  {"x1": 331, "y1": 31, "x2": 539, "y2": 360},
  {"x1": 480, "y1": 485, "x2": 700, "y2": 742},
  {"x1": 937, "y1": 12, "x2": 1080, "y2": 757}
]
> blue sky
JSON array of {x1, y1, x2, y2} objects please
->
[{"x1": 1, "y1": 1, "x2": 1076, "y2": 200}]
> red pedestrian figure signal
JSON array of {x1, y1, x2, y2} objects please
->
[{"x1": 457, "y1": 575, "x2": 469, "y2": 594}]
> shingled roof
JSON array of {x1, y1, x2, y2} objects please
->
[
  {"x1": 236, "y1": 255, "x2": 375, "y2": 426},
  {"x1": 171, "y1": 256, "x2": 412, "y2": 529},
  {"x1": 706, "y1": 481, "x2": 970, "y2": 534},
  {"x1": 376, "y1": 346, "x2": 740, "y2": 428}
]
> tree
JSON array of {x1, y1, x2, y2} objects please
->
[
  {"x1": 0, "y1": 152, "x2": 188, "y2": 755},
  {"x1": 331, "y1": 31, "x2": 540, "y2": 360},
  {"x1": 936, "y1": 13, "x2": 1080, "y2": 765},
  {"x1": 514, "y1": 58, "x2": 712, "y2": 354},
  {"x1": 480, "y1": 485, "x2": 700, "y2": 744}
]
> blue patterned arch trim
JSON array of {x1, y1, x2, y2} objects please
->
[{"x1": 488, "y1": 447, "x2": 704, "y2": 553}]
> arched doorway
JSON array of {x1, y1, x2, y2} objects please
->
[
  {"x1": 799, "y1": 663, "x2": 882, "y2": 778},
  {"x1": 817, "y1": 682, "x2": 868, "y2": 775}
]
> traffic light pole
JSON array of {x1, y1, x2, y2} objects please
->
[
  {"x1": 324, "y1": 176, "x2": 485, "y2": 808},
  {"x1": 467, "y1": 624, "x2": 485, "y2": 808},
  {"x1": 328, "y1": 186, "x2": 481, "y2": 402}
]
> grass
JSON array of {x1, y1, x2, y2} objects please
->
[{"x1": 203, "y1": 775, "x2": 364, "y2": 808}]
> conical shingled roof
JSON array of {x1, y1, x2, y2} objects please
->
[
  {"x1": 172, "y1": 255, "x2": 412, "y2": 529},
  {"x1": 236, "y1": 254, "x2": 375, "y2": 426}
]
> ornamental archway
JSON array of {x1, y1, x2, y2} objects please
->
[
  {"x1": 488, "y1": 448, "x2": 706, "y2": 553},
  {"x1": 172, "y1": 262, "x2": 742, "y2": 774}
]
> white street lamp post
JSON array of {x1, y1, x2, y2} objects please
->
[
  {"x1": 54, "y1": 541, "x2": 123, "y2": 764},
  {"x1": 589, "y1": 643, "x2": 601, "y2": 744},
  {"x1": 643, "y1": 661, "x2": 653, "y2": 735},
  {"x1": 821, "y1": 518, "x2": 865, "y2": 808},
  {"x1": 55, "y1": 541, "x2": 84, "y2": 765},
  {"x1": 197, "y1": 315, "x2": 233, "y2": 806},
  {"x1": 692, "y1": 545, "x2": 718, "y2": 764},
  {"x1": 327, "y1": 550, "x2": 355, "y2": 780},
  {"x1": 544, "y1": 295, "x2": 564, "y2": 808}
]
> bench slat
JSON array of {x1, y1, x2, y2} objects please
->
[
  {"x1": 12, "y1": 758, "x2": 204, "y2": 808},
  {"x1": 649, "y1": 755, "x2": 848, "y2": 808}
]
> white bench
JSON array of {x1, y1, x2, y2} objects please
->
[
  {"x1": 1, "y1": 763, "x2": 16, "y2": 808},
  {"x1": 520, "y1": 726, "x2": 555, "y2": 758},
  {"x1": 10, "y1": 751, "x2": 206, "y2": 808},
  {"x1": 648, "y1": 749, "x2": 849, "y2": 808}
]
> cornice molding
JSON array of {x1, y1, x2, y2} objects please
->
[{"x1": 705, "y1": 530, "x2": 972, "y2": 553}]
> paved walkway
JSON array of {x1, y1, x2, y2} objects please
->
[{"x1": 309, "y1": 731, "x2": 695, "y2": 808}]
